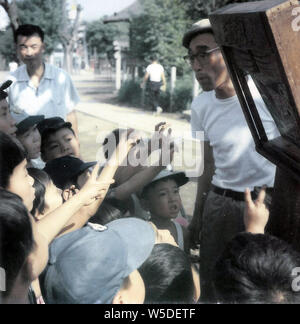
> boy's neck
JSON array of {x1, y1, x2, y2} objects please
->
[{"x1": 150, "y1": 215, "x2": 174, "y2": 229}]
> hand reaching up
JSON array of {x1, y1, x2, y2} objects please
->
[
  {"x1": 79, "y1": 163, "x2": 115, "y2": 206},
  {"x1": 244, "y1": 187, "x2": 269, "y2": 234},
  {"x1": 109, "y1": 129, "x2": 140, "y2": 167}
]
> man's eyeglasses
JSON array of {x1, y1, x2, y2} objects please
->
[{"x1": 184, "y1": 47, "x2": 220, "y2": 66}]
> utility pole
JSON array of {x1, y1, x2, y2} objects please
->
[{"x1": 113, "y1": 40, "x2": 122, "y2": 91}]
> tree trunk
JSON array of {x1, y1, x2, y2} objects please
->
[
  {"x1": 59, "y1": 2, "x2": 82, "y2": 74},
  {"x1": 0, "y1": 0, "x2": 19, "y2": 33},
  {"x1": 62, "y1": 43, "x2": 73, "y2": 74}
]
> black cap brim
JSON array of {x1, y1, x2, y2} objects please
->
[
  {"x1": 38, "y1": 121, "x2": 73, "y2": 137},
  {"x1": 0, "y1": 80, "x2": 13, "y2": 101},
  {"x1": 17, "y1": 115, "x2": 45, "y2": 135}
]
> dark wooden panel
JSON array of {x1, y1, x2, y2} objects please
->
[
  {"x1": 210, "y1": 0, "x2": 300, "y2": 250},
  {"x1": 210, "y1": 0, "x2": 300, "y2": 177}
]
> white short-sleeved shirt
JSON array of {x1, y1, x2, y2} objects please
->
[
  {"x1": 191, "y1": 78, "x2": 280, "y2": 191},
  {"x1": 8, "y1": 63, "x2": 80, "y2": 120},
  {"x1": 146, "y1": 63, "x2": 164, "y2": 82}
]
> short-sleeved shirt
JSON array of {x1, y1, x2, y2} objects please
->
[
  {"x1": 146, "y1": 63, "x2": 164, "y2": 83},
  {"x1": 191, "y1": 78, "x2": 280, "y2": 192},
  {"x1": 8, "y1": 63, "x2": 80, "y2": 120}
]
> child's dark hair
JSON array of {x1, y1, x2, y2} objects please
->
[
  {"x1": 0, "y1": 131, "x2": 26, "y2": 189},
  {"x1": 89, "y1": 199, "x2": 125, "y2": 225},
  {"x1": 0, "y1": 189, "x2": 34, "y2": 299},
  {"x1": 214, "y1": 232, "x2": 300, "y2": 304},
  {"x1": 103, "y1": 128, "x2": 128, "y2": 160},
  {"x1": 28, "y1": 168, "x2": 52, "y2": 217},
  {"x1": 141, "y1": 178, "x2": 179, "y2": 200},
  {"x1": 139, "y1": 244, "x2": 194, "y2": 304},
  {"x1": 14, "y1": 24, "x2": 44, "y2": 43}
]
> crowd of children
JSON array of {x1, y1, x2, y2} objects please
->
[
  {"x1": 0, "y1": 77, "x2": 204, "y2": 304},
  {"x1": 1, "y1": 21, "x2": 300, "y2": 304},
  {"x1": 2, "y1": 70, "x2": 300, "y2": 304}
]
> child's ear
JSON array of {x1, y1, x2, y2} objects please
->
[{"x1": 62, "y1": 188, "x2": 71, "y2": 201}]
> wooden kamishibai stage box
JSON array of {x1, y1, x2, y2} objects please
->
[{"x1": 209, "y1": 0, "x2": 300, "y2": 250}]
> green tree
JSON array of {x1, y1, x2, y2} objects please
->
[
  {"x1": 85, "y1": 19, "x2": 119, "y2": 63},
  {"x1": 0, "y1": 0, "x2": 19, "y2": 32},
  {"x1": 182, "y1": 0, "x2": 263, "y2": 20},
  {"x1": 0, "y1": 28, "x2": 18, "y2": 63},
  {"x1": 129, "y1": 0, "x2": 190, "y2": 75},
  {"x1": 16, "y1": 0, "x2": 64, "y2": 55}
]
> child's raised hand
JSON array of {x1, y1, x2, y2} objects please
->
[
  {"x1": 151, "y1": 122, "x2": 172, "y2": 151},
  {"x1": 80, "y1": 163, "x2": 115, "y2": 205},
  {"x1": 111, "y1": 130, "x2": 140, "y2": 166},
  {"x1": 244, "y1": 187, "x2": 269, "y2": 234}
]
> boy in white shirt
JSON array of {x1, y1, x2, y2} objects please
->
[{"x1": 141, "y1": 56, "x2": 166, "y2": 114}]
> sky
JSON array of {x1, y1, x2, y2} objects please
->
[
  {"x1": 76, "y1": 0, "x2": 136, "y2": 21},
  {"x1": 0, "y1": 0, "x2": 136, "y2": 29}
]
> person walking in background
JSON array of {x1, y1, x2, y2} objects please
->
[{"x1": 141, "y1": 55, "x2": 166, "y2": 115}]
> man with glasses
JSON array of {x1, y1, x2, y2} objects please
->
[{"x1": 182, "y1": 19, "x2": 279, "y2": 302}]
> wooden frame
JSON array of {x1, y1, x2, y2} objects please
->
[{"x1": 210, "y1": 0, "x2": 300, "y2": 181}]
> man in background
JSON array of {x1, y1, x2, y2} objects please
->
[
  {"x1": 8, "y1": 24, "x2": 79, "y2": 137},
  {"x1": 141, "y1": 55, "x2": 166, "y2": 115}
]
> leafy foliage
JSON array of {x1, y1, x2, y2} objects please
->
[
  {"x1": 182, "y1": 0, "x2": 264, "y2": 20},
  {"x1": 0, "y1": 28, "x2": 18, "y2": 63},
  {"x1": 118, "y1": 74, "x2": 194, "y2": 113},
  {"x1": 85, "y1": 19, "x2": 119, "y2": 63},
  {"x1": 16, "y1": 0, "x2": 64, "y2": 55},
  {"x1": 129, "y1": 0, "x2": 190, "y2": 75}
]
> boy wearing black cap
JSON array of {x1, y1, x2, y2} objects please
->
[
  {"x1": 0, "y1": 81, "x2": 17, "y2": 137},
  {"x1": 44, "y1": 156, "x2": 97, "y2": 190},
  {"x1": 38, "y1": 117, "x2": 81, "y2": 162},
  {"x1": 12, "y1": 111, "x2": 45, "y2": 168}
]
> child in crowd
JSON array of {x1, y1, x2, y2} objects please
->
[
  {"x1": 138, "y1": 244, "x2": 198, "y2": 304},
  {"x1": 43, "y1": 156, "x2": 97, "y2": 190},
  {"x1": 101, "y1": 124, "x2": 175, "y2": 218},
  {"x1": 0, "y1": 190, "x2": 49, "y2": 304},
  {"x1": 0, "y1": 130, "x2": 138, "y2": 303},
  {"x1": 37, "y1": 117, "x2": 81, "y2": 162},
  {"x1": 0, "y1": 80, "x2": 17, "y2": 137},
  {"x1": 141, "y1": 170, "x2": 190, "y2": 253},
  {"x1": 213, "y1": 188, "x2": 300, "y2": 304},
  {"x1": 43, "y1": 128, "x2": 174, "y2": 219},
  {"x1": 28, "y1": 168, "x2": 63, "y2": 221},
  {"x1": 12, "y1": 111, "x2": 45, "y2": 169},
  {"x1": 40, "y1": 218, "x2": 178, "y2": 304}
]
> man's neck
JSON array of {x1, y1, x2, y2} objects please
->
[
  {"x1": 215, "y1": 78, "x2": 236, "y2": 99},
  {"x1": 26, "y1": 62, "x2": 45, "y2": 85}
]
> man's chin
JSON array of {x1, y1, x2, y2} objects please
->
[
  {"x1": 197, "y1": 80, "x2": 214, "y2": 92},
  {"x1": 201, "y1": 84, "x2": 214, "y2": 92}
]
